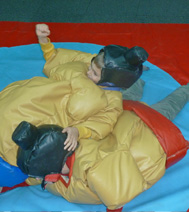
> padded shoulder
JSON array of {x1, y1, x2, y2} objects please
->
[{"x1": 43, "y1": 48, "x2": 96, "y2": 77}]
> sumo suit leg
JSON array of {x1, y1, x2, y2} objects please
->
[
  {"x1": 121, "y1": 78, "x2": 145, "y2": 101},
  {"x1": 150, "y1": 84, "x2": 189, "y2": 121}
]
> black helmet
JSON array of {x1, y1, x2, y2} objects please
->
[
  {"x1": 12, "y1": 121, "x2": 74, "y2": 188},
  {"x1": 97, "y1": 45, "x2": 148, "y2": 88}
]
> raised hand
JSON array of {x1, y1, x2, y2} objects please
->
[{"x1": 35, "y1": 24, "x2": 50, "y2": 43}]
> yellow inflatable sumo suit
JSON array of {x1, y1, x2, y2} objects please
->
[
  {"x1": 0, "y1": 43, "x2": 122, "y2": 166},
  {"x1": 0, "y1": 41, "x2": 188, "y2": 211}
]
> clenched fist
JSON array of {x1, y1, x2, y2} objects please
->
[{"x1": 35, "y1": 24, "x2": 50, "y2": 43}]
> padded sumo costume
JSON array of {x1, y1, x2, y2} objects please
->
[{"x1": 0, "y1": 41, "x2": 188, "y2": 211}]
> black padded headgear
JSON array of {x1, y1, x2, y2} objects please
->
[
  {"x1": 12, "y1": 121, "x2": 74, "y2": 181},
  {"x1": 97, "y1": 45, "x2": 149, "y2": 88}
]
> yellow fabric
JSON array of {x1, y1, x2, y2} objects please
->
[
  {"x1": 40, "y1": 38, "x2": 56, "y2": 61},
  {"x1": 0, "y1": 41, "x2": 122, "y2": 165},
  {"x1": 41, "y1": 38, "x2": 97, "y2": 77},
  {"x1": 75, "y1": 126, "x2": 92, "y2": 139},
  {"x1": 46, "y1": 111, "x2": 166, "y2": 209},
  {"x1": 0, "y1": 41, "x2": 166, "y2": 210}
]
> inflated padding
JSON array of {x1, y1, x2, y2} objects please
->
[{"x1": 123, "y1": 100, "x2": 189, "y2": 168}]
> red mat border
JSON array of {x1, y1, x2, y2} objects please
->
[{"x1": 1, "y1": 21, "x2": 188, "y2": 85}]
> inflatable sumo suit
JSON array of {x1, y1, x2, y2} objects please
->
[{"x1": 0, "y1": 41, "x2": 188, "y2": 211}]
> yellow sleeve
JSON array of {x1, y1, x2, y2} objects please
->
[
  {"x1": 75, "y1": 126, "x2": 92, "y2": 139},
  {"x1": 40, "y1": 38, "x2": 56, "y2": 61}
]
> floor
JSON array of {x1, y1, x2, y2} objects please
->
[{"x1": 0, "y1": 0, "x2": 189, "y2": 23}]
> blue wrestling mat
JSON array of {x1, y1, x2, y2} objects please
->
[{"x1": 0, "y1": 43, "x2": 188, "y2": 211}]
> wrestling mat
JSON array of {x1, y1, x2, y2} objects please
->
[{"x1": 0, "y1": 42, "x2": 188, "y2": 211}]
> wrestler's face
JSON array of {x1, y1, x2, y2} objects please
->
[{"x1": 87, "y1": 61, "x2": 101, "y2": 84}]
